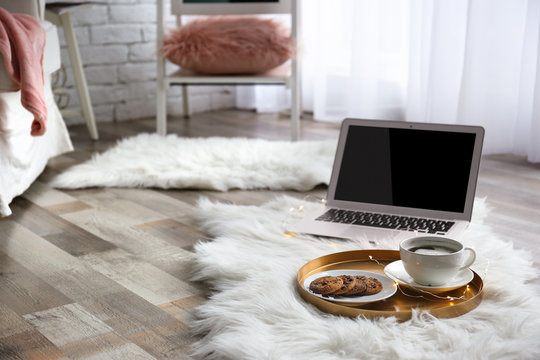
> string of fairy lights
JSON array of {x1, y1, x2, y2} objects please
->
[{"x1": 282, "y1": 195, "x2": 490, "y2": 305}]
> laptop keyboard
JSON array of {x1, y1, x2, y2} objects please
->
[{"x1": 315, "y1": 209, "x2": 454, "y2": 234}]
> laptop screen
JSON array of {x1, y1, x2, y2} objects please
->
[{"x1": 334, "y1": 125, "x2": 477, "y2": 213}]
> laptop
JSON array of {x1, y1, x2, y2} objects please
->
[{"x1": 292, "y1": 118, "x2": 485, "y2": 244}]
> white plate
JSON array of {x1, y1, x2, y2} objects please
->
[
  {"x1": 383, "y1": 260, "x2": 474, "y2": 294},
  {"x1": 303, "y1": 270, "x2": 397, "y2": 305}
]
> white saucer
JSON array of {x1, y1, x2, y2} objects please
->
[
  {"x1": 303, "y1": 270, "x2": 397, "y2": 305},
  {"x1": 383, "y1": 260, "x2": 474, "y2": 294}
]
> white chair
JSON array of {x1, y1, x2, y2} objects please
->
[{"x1": 156, "y1": 0, "x2": 301, "y2": 140}]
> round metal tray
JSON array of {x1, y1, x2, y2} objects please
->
[{"x1": 297, "y1": 250, "x2": 484, "y2": 321}]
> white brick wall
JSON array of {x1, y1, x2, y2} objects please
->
[{"x1": 56, "y1": 0, "x2": 235, "y2": 125}]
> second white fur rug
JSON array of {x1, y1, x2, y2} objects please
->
[
  {"x1": 190, "y1": 196, "x2": 540, "y2": 360},
  {"x1": 50, "y1": 134, "x2": 336, "y2": 191}
]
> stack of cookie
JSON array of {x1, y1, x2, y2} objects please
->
[{"x1": 309, "y1": 275, "x2": 383, "y2": 297}]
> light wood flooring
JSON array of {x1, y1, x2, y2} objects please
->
[{"x1": 1, "y1": 109, "x2": 539, "y2": 359}]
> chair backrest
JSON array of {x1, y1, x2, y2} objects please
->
[
  {"x1": 170, "y1": 0, "x2": 293, "y2": 16},
  {"x1": 166, "y1": 0, "x2": 298, "y2": 42}
]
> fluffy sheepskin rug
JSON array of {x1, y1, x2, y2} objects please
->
[
  {"x1": 50, "y1": 134, "x2": 336, "y2": 191},
  {"x1": 190, "y1": 196, "x2": 540, "y2": 360}
]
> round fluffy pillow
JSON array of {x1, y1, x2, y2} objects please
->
[{"x1": 161, "y1": 16, "x2": 294, "y2": 75}]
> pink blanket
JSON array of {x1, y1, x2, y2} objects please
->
[{"x1": 0, "y1": 7, "x2": 47, "y2": 136}]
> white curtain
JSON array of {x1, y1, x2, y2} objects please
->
[
  {"x1": 407, "y1": 0, "x2": 540, "y2": 161},
  {"x1": 236, "y1": 0, "x2": 540, "y2": 162}
]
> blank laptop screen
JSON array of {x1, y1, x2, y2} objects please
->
[{"x1": 334, "y1": 125, "x2": 476, "y2": 213}]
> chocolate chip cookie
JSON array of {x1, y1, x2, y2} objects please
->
[
  {"x1": 332, "y1": 275, "x2": 357, "y2": 295},
  {"x1": 344, "y1": 275, "x2": 368, "y2": 296},
  {"x1": 362, "y1": 277, "x2": 383, "y2": 295},
  {"x1": 309, "y1": 276, "x2": 344, "y2": 295}
]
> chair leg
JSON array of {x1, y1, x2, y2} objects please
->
[
  {"x1": 156, "y1": 0, "x2": 168, "y2": 135},
  {"x1": 182, "y1": 84, "x2": 190, "y2": 119},
  {"x1": 290, "y1": 80, "x2": 301, "y2": 141},
  {"x1": 156, "y1": 82, "x2": 167, "y2": 135},
  {"x1": 290, "y1": 104, "x2": 300, "y2": 141},
  {"x1": 60, "y1": 11, "x2": 98, "y2": 140}
]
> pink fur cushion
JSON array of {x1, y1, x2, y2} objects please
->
[{"x1": 161, "y1": 16, "x2": 294, "y2": 75}]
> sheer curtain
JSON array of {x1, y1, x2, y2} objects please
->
[
  {"x1": 236, "y1": 0, "x2": 540, "y2": 162},
  {"x1": 407, "y1": 0, "x2": 540, "y2": 161}
]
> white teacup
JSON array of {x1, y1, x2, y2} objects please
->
[{"x1": 399, "y1": 236, "x2": 476, "y2": 286}]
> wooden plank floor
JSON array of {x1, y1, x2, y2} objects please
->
[{"x1": 1, "y1": 109, "x2": 539, "y2": 359}]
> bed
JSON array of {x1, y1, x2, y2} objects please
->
[{"x1": 0, "y1": 0, "x2": 73, "y2": 217}]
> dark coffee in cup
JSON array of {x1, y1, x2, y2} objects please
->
[{"x1": 408, "y1": 245, "x2": 456, "y2": 255}]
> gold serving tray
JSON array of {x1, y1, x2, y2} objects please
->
[{"x1": 297, "y1": 250, "x2": 483, "y2": 321}]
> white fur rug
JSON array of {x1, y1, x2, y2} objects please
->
[
  {"x1": 190, "y1": 196, "x2": 540, "y2": 360},
  {"x1": 50, "y1": 134, "x2": 336, "y2": 191}
]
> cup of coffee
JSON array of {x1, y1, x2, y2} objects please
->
[{"x1": 399, "y1": 236, "x2": 476, "y2": 286}]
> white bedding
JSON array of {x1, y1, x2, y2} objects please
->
[{"x1": 0, "y1": 76, "x2": 73, "y2": 216}]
